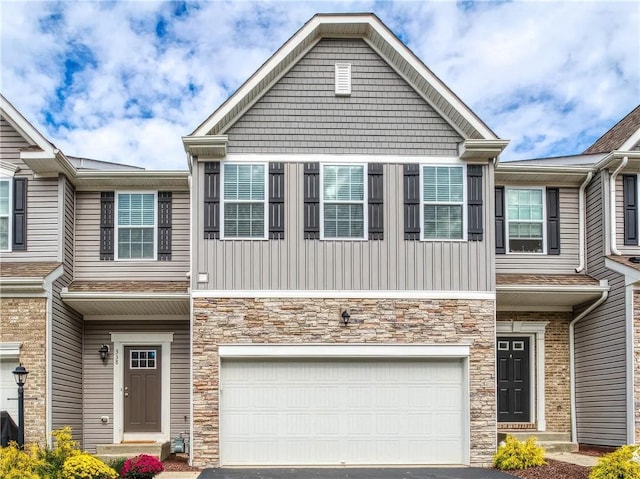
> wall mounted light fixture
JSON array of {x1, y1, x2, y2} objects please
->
[
  {"x1": 99, "y1": 344, "x2": 110, "y2": 363},
  {"x1": 341, "y1": 310, "x2": 351, "y2": 326}
]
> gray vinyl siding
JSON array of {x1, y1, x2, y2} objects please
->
[
  {"x1": 194, "y1": 161, "x2": 495, "y2": 292},
  {"x1": 51, "y1": 176, "x2": 84, "y2": 443},
  {"x1": 575, "y1": 172, "x2": 628, "y2": 446},
  {"x1": 495, "y1": 187, "x2": 580, "y2": 273},
  {"x1": 82, "y1": 320, "x2": 189, "y2": 453},
  {"x1": 0, "y1": 117, "x2": 60, "y2": 262},
  {"x1": 74, "y1": 190, "x2": 190, "y2": 280},
  {"x1": 225, "y1": 38, "x2": 463, "y2": 155}
]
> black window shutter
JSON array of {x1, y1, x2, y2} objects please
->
[
  {"x1": 403, "y1": 164, "x2": 420, "y2": 240},
  {"x1": 100, "y1": 192, "x2": 115, "y2": 260},
  {"x1": 204, "y1": 162, "x2": 220, "y2": 239},
  {"x1": 495, "y1": 186, "x2": 506, "y2": 254},
  {"x1": 546, "y1": 188, "x2": 561, "y2": 255},
  {"x1": 157, "y1": 192, "x2": 172, "y2": 260},
  {"x1": 467, "y1": 165, "x2": 483, "y2": 241},
  {"x1": 12, "y1": 177, "x2": 27, "y2": 251},
  {"x1": 269, "y1": 162, "x2": 285, "y2": 239},
  {"x1": 623, "y1": 174, "x2": 638, "y2": 245},
  {"x1": 304, "y1": 163, "x2": 320, "y2": 239},
  {"x1": 368, "y1": 163, "x2": 384, "y2": 240}
]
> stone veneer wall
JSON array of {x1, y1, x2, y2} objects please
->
[
  {"x1": 0, "y1": 297, "x2": 48, "y2": 445},
  {"x1": 496, "y1": 312, "x2": 571, "y2": 432},
  {"x1": 192, "y1": 297, "x2": 496, "y2": 467}
]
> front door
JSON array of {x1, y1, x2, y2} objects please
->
[
  {"x1": 124, "y1": 346, "x2": 161, "y2": 433},
  {"x1": 497, "y1": 337, "x2": 530, "y2": 423}
]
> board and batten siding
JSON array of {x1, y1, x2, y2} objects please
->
[
  {"x1": 74, "y1": 190, "x2": 190, "y2": 280},
  {"x1": 193, "y1": 161, "x2": 495, "y2": 292},
  {"x1": 495, "y1": 187, "x2": 580, "y2": 274},
  {"x1": 225, "y1": 38, "x2": 463, "y2": 155},
  {"x1": 0, "y1": 117, "x2": 60, "y2": 262},
  {"x1": 82, "y1": 321, "x2": 189, "y2": 453},
  {"x1": 576, "y1": 172, "x2": 628, "y2": 446}
]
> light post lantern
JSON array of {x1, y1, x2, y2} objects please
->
[{"x1": 12, "y1": 364, "x2": 28, "y2": 449}]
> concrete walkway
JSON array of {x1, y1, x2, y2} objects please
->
[
  {"x1": 547, "y1": 452, "x2": 598, "y2": 467},
  {"x1": 157, "y1": 472, "x2": 201, "y2": 479}
]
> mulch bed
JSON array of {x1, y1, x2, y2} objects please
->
[
  {"x1": 502, "y1": 458, "x2": 591, "y2": 479},
  {"x1": 162, "y1": 454, "x2": 202, "y2": 472}
]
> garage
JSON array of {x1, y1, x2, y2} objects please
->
[
  {"x1": 0, "y1": 355, "x2": 19, "y2": 424},
  {"x1": 219, "y1": 352, "x2": 468, "y2": 466}
]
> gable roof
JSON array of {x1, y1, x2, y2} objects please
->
[
  {"x1": 189, "y1": 13, "x2": 499, "y2": 141},
  {"x1": 583, "y1": 105, "x2": 640, "y2": 154},
  {"x1": 0, "y1": 93, "x2": 57, "y2": 157}
]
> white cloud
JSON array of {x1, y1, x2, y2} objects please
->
[{"x1": 1, "y1": 0, "x2": 638, "y2": 168}]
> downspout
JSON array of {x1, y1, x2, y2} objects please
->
[
  {"x1": 610, "y1": 156, "x2": 628, "y2": 255},
  {"x1": 575, "y1": 172, "x2": 593, "y2": 273},
  {"x1": 569, "y1": 285, "x2": 609, "y2": 443}
]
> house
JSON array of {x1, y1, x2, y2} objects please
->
[
  {"x1": 183, "y1": 13, "x2": 508, "y2": 467},
  {"x1": 2, "y1": 11, "x2": 639, "y2": 470},
  {"x1": 0, "y1": 93, "x2": 192, "y2": 458}
]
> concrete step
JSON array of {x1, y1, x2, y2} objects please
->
[
  {"x1": 497, "y1": 431, "x2": 578, "y2": 453},
  {"x1": 542, "y1": 441, "x2": 579, "y2": 453},
  {"x1": 96, "y1": 441, "x2": 171, "y2": 461}
]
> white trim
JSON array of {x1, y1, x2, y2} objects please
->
[
  {"x1": 504, "y1": 186, "x2": 547, "y2": 255},
  {"x1": 218, "y1": 344, "x2": 471, "y2": 358},
  {"x1": 609, "y1": 156, "x2": 628, "y2": 255},
  {"x1": 57, "y1": 176, "x2": 65, "y2": 263},
  {"x1": 110, "y1": 332, "x2": 174, "y2": 443},
  {"x1": 334, "y1": 63, "x2": 351, "y2": 96},
  {"x1": 497, "y1": 321, "x2": 548, "y2": 431},
  {"x1": 620, "y1": 128, "x2": 640, "y2": 152},
  {"x1": 605, "y1": 257, "x2": 640, "y2": 285},
  {"x1": 192, "y1": 289, "x2": 496, "y2": 300},
  {"x1": 218, "y1": 154, "x2": 464, "y2": 164},
  {"x1": 0, "y1": 95, "x2": 56, "y2": 155},
  {"x1": 626, "y1": 284, "x2": 636, "y2": 444},
  {"x1": 0, "y1": 161, "x2": 20, "y2": 175},
  {"x1": 496, "y1": 304, "x2": 573, "y2": 312},
  {"x1": 320, "y1": 163, "x2": 368, "y2": 240},
  {"x1": 0, "y1": 176, "x2": 13, "y2": 252},
  {"x1": 420, "y1": 163, "x2": 467, "y2": 241},
  {"x1": 0, "y1": 342, "x2": 22, "y2": 357},
  {"x1": 115, "y1": 191, "x2": 158, "y2": 261},
  {"x1": 220, "y1": 162, "x2": 269, "y2": 240}
]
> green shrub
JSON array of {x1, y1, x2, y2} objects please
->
[
  {"x1": 494, "y1": 435, "x2": 546, "y2": 470},
  {"x1": 106, "y1": 456, "x2": 128, "y2": 475},
  {"x1": 589, "y1": 445, "x2": 640, "y2": 479},
  {"x1": 38, "y1": 427, "x2": 80, "y2": 478},
  {"x1": 61, "y1": 453, "x2": 117, "y2": 479}
]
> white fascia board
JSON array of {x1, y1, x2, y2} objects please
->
[
  {"x1": 221, "y1": 154, "x2": 463, "y2": 164},
  {"x1": 192, "y1": 289, "x2": 495, "y2": 300},
  {"x1": 495, "y1": 164, "x2": 595, "y2": 176},
  {"x1": 60, "y1": 291, "x2": 189, "y2": 301},
  {"x1": 218, "y1": 343, "x2": 471, "y2": 358},
  {"x1": 182, "y1": 135, "x2": 228, "y2": 154},
  {"x1": 0, "y1": 95, "x2": 56, "y2": 156},
  {"x1": 496, "y1": 284, "x2": 609, "y2": 294},
  {"x1": 459, "y1": 139, "x2": 510, "y2": 160},
  {"x1": 605, "y1": 257, "x2": 640, "y2": 285},
  {"x1": 620, "y1": 127, "x2": 640, "y2": 151},
  {"x1": 0, "y1": 161, "x2": 20, "y2": 174},
  {"x1": 595, "y1": 151, "x2": 640, "y2": 171}
]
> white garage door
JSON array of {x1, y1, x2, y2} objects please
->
[
  {"x1": 220, "y1": 358, "x2": 466, "y2": 466},
  {"x1": 0, "y1": 356, "x2": 19, "y2": 423}
]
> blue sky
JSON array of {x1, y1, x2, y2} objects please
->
[{"x1": 1, "y1": 1, "x2": 638, "y2": 170}]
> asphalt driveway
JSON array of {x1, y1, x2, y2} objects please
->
[{"x1": 198, "y1": 467, "x2": 516, "y2": 479}]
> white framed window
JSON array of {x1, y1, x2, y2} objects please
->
[
  {"x1": 116, "y1": 192, "x2": 157, "y2": 260},
  {"x1": 0, "y1": 178, "x2": 11, "y2": 251},
  {"x1": 320, "y1": 164, "x2": 367, "y2": 240},
  {"x1": 506, "y1": 187, "x2": 545, "y2": 254},
  {"x1": 221, "y1": 163, "x2": 268, "y2": 239},
  {"x1": 421, "y1": 164, "x2": 466, "y2": 240}
]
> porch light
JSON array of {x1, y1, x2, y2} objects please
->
[
  {"x1": 341, "y1": 310, "x2": 351, "y2": 326},
  {"x1": 12, "y1": 364, "x2": 28, "y2": 386},
  {"x1": 12, "y1": 364, "x2": 28, "y2": 449},
  {"x1": 99, "y1": 344, "x2": 110, "y2": 362}
]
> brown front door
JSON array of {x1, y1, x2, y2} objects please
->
[{"x1": 124, "y1": 346, "x2": 161, "y2": 433}]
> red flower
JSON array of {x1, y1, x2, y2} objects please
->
[{"x1": 121, "y1": 454, "x2": 165, "y2": 479}]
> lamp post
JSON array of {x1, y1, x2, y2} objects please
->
[{"x1": 12, "y1": 364, "x2": 28, "y2": 449}]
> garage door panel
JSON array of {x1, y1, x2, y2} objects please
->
[{"x1": 220, "y1": 358, "x2": 466, "y2": 465}]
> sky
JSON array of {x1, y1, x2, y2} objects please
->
[{"x1": 1, "y1": 0, "x2": 638, "y2": 170}]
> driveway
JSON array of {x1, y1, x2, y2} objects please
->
[{"x1": 198, "y1": 467, "x2": 516, "y2": 479}]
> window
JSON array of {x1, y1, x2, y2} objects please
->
[
  {"x1": 116, "y1": 192, "x2": 156, "y2": 259},
  {"x1": 506, "y1": 188, "x2": 544, "y2": 253},
  {"x1": 222, "y1": 163, "x2": 267, "y2": 239},
  {"x1": 0, "y1": 179, "x2": 10, "y2": 251},
  {"x1": 321, "y1": 164, "x2": 366, "y2": 239},
  {"x1": 422, "y1": 165, "x2": 465, "y2": 240}
]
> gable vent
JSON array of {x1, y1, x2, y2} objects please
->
[{"x1": 335, "y1": 63, "x2": 351, "y2": 96}]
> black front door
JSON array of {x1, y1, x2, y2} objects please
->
[{"x1": 497, "y1": 337, "x2": 530, "y2": 423}]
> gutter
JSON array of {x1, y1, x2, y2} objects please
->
[
  {"x1": 569, "y1": 283, "x2": 609, "y2": 443},
  {"x1": 609, "y1": 156, "x2": 628, "y2": 255},
  {"x1": 576, "y1": 172, "x2": 593, "y2": 273}
]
